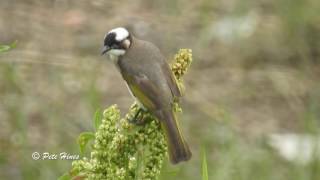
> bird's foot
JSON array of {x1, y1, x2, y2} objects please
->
[{"x1": 128, "y1": 108, "x2": 148, "y2": 125}]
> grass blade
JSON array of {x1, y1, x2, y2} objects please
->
[
  {"x1": 77, "y1": 132, "x2": 95, "y2": 154},
  {"x1": 94, "y1": 109, "x2": 102, "y2": 130},
  {"x1": 202, "y1": 147, "x2": 209, "y2": 180}
]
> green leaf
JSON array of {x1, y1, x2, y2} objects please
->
[
  {"x1": 10, "y1": 41, "x2": 17, "y2": 48},
  {"x1": 0, "y1": 45, "x2": 10, "y2": 53},
  {"x1": 57, "y1": 173, "x2": 72, "y2": 180},
  {"x1": 201, "y1": 147, "x2": 209, "y2": 180},
  {"x1": 0, "y1": 41, "x2": 17, "y2": 53},
  {"x1": 94, "y1": 109, "x2": 102, "y2": 130},
  {"x1": 77, "y1": 132, "x2": 95, "y2": 154}
]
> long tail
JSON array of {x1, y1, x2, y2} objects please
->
[{"x1": 156, "y1": 109, "x2": 192, "y2": 164}]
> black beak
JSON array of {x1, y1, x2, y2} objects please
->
[{"x1": 101, "y1": 46, "x2": 111, "y2": 55}]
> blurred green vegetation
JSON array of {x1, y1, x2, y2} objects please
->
[{"x1": 0, "y1": 0, "x2": 320, "y2": 179}]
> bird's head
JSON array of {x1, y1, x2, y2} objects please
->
[{"x1": 101, "y1": 27, "x2": 132, "y2": 57}]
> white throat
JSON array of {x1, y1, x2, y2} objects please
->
[
  {"x1": 108, "y1": 49, "x2": 125, "y2": 56},
  {"x1": 107, "y1": 49, "x2": 125, "y2": 65}
]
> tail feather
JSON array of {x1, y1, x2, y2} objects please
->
[{"x1": 156, "y1": 109, "x2": 192, "y2": 164}]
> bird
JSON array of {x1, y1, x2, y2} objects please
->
[{"x1": 101, "y1": 27, "x2": 192, "y2": 164}]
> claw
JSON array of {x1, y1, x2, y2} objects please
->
[{"x1": 128, "y1": 108, "x2": 149, "y2": 125}]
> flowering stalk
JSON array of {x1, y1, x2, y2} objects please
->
[{"x1": 62, "y1": 49, "x2": 192, "y2": 180}]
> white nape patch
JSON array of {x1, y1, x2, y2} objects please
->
[
  {"x1": 122, "y1": 39, "x2": 131, "y2": 49},
  {"x1": 109, "y1": 27, "x2": 129, "y2": 41}
]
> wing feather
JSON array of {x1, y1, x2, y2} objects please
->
[
  {"x1": 122, "y1": 73, "x2": 166, "y2": 110},
  {"x1": 161, "y1": 62, "x2": 182, "y2": 97}
]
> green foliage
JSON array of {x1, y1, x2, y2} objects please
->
[
  {"x1": 0, "y1": 41, "x2": 17, "y2": 53},
  {"x1": 70, "y1": 105, "x2": 167, "y2": 180}
]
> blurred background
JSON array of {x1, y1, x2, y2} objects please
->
[{"x1": 1, "y1": 0, "x2": 320, "y2": 179}]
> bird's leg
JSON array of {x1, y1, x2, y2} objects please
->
[
  {"x1": 128, "y1": 108, "x2": 142, "y2": 124},
  {"x1": 128, "y1": 108, "x2": 149, "y2": 125}
]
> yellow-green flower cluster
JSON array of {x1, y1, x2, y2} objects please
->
[
  {"x1": 171, "y1": 49, "x2": 193, "y2": 80},
  {"x1": 171, "y1": 49, "x2": 192, "y2": 110},
  {"x1": 66, "y1": 49, "x2": 193, "y2": 180},
  {"x1": 71, "y1": 104, "x2": 167, "y2": 180}
]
